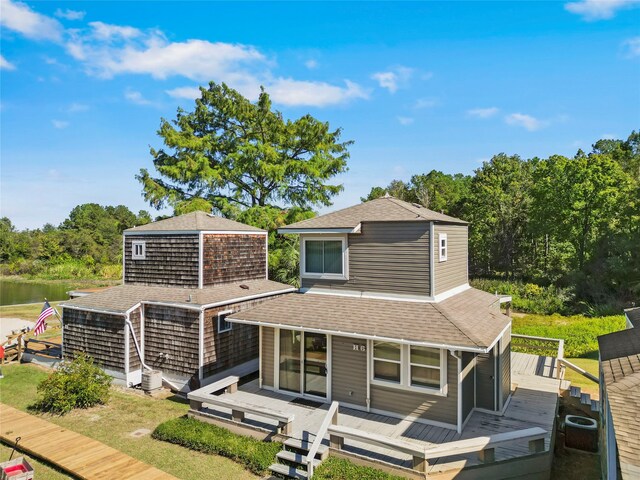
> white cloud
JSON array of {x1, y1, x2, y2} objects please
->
[
  {"x1": 67, "y1": 102, "x2": 89, "y2": 113},
  {"x1": 414, "y1": 98, "x2": 438, "y2": 109},
  {"x1": 166, "y1": 86, "x2": 202, "y2": 100},
  {"x1": 55, "y1": 8, "x2": 85, "y2": 21},
  {"x1": 124, "y1": 89, "x2": 154, "y2": 106},
  {"x1": 267, "y1": 79, "x2": 369, "y2": 107},
  {"x1": 397, "y1": 116, "x2": 414, "y2": 125},
  {"x1": 371, "y1": 66, "x2": 413, "y2": 93},
  {"x1": 504, "y1": 113, "x2": 545, "y2": 131},
  {"x1": 305, "y1": 59, "x2": 318, "y2": 69},
  {"x1": 0, "y1": 0, "x2": 63, "y2": 41},
  {"x1": 467, "y1": 107, "x2": 499, "y2": 118},
  {"x1": 51, "y1": 119, "x2": 69, "y2": 129},
  {"x1": 565, "y1": 0, "x2": 640, "y2": 20},
  {"x1": 88, "y1": 21, "x2": 142, "y2": 41},
  {"x1": 622, "y1": 37, "x2": 640, "y2": 57},
  {"x1": 0, "y1": 55, "x2": 16, "y2": 70}
]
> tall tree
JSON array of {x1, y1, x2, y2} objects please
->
[{"x1": 138, "y1": 82, "x2": 351, "y2": 214}]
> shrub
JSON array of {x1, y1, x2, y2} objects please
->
[
  {"x1": 152, "y1": 416, "x2": 281, "y2": 475},
  {"x1": 314, "y1": 457, "x2": 406, "y2": 480},
  {"x1": 31, "y1": 353, "x2": 111, "y2": 414}
]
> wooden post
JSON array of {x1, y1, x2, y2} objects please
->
[
  {"x1": 16, "y1": 334, "x2": 23, "y2": 362},
  {"x1": 189, "y1": 399, "x2": 203, "y2": 411},
  {"x1": 529, "y1": 438, "x2": 545, "y2": 453},
  {"x1": 506, "y1": 302, "x2": 512, "y2": 317},
  {"x1": 478, "y1": 447, "x2": 495, "y2": 463},
  {"x1": 330, "y1": 434, "x2": 344, "y2": 450},
  {"x1": 228, "y1": 382, "x2": 238, "y2": 394},
  {"x1": 412, "y1": 456, "x2": 427, "y2": 472},
  {"x1": 279, "y1": 420, "x2": 291, "y2": 436},
  {"x1": 231, "y1": 409, "x2": 245, "y2": 423},
  {"x1": 331, "y1": 406, "x2": 339, "y2": 426}
]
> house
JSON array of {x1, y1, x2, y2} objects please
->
[
  {"x1": 227, "y1": 196, "x2": 513, "y2": 433},
  {"x1": 598, "y1": 307, "x2": 640, "y2": 480},
  {"x1": 60, "y1": 211, "x2": 295, "y2": 390}
]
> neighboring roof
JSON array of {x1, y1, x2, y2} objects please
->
[
  {"x1": 125, "y1": 211, "x2": 265, "y2": 233},
  {"x1": 625, "y1": 307, "x2": 640, "y2": 328},
  {"x1": 60, "y1": 279, "x2": 295, "y2": 314},
  {"x1": 279, "y1": 196, "x2": 467, "y2": 232},
  {"x1": 229, "y1": 287, "x2": 509, "y2": 351},
  {"x1": 598, "y1": 328, "x2": 640, "y2": 477}
]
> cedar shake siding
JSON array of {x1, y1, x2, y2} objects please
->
[
  {"x1": 203, "y1": 234, "x2": 266, "y2": 286},
  {"x1": 301, "y1": 222, "x2": 431, "y2": 297},
  {"x1": 124, "y1": 234, "x2": 199, "y2": 287},
  {"x1": 143, "y1": 305, "x2": 200, "y2": 377},
  {"x1": 461, "y1": 352, "x2": 476, "y2": 422},
  {"x1": 129, "y1": 309, "x2": 142, "y2": 372},
  {"x1": 332, "y1": 337, "x2": 368, "y2": 407},
  {"x1": 370, "y1": 353, "x2": 458, "y2": 426},
  {"x1": 62, "y1": 308, "x2": 125, "y2": 372},
  {"x1": 434, "y1": 224, "x2": 468, "y2": 296},
  {"x1": 261, "y1": 327, "x2": 275, "y2": 387}
]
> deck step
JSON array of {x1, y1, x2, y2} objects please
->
[
  {"x1": 269, "y1": 463, "x2": 308, "y2": 479},
  {"x1": 570, "y1": 386, "x2": 581, "y2": 398},
  {"x1": 580, "y1": 393, "x2": 591, "y2": 405},
  {"x1": 590, "y1": 400, "x2": 600, "y2": 412},
  {"x1": 283, "y1": 438, "x2": 328, "y2": 457},
  {"x1": 277, "y1": 450, "x2": 320, "y2": 468}
]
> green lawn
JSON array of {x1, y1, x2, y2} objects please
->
[
  {"x1": 0, "y1": 443, "x2": 72, "y2": 480},
  {"x1": 0, "y1": 364, "x2": 257, "y2": 480}
]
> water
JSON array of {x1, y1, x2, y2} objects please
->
[{"x1": 0, "y1": 280, "x2": 73, "y2": 306}]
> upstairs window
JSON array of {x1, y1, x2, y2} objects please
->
[
  {"x1": 302, "y1": 238, "x2": 346, "y2": 278},
  {"x1": 218, "y1": 310, "x2": 233, "y2": 333},
  {"x1": 132, "y1": 241, "x2": 146, "y2": 260},
  {"x1": 439, "y1": 233, "x2": 447, "y2": 262}
]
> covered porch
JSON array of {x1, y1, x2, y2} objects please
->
[{"x1": 188, "y1": 351, "x2": 560, "y2": 478}]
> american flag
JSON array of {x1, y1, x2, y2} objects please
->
[{"x1": 34, "y1": 301, "x2": 55, "y2": 336}]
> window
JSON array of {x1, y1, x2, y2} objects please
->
[
  {"x1": 132, "y1": 241, "x2": 146, "y2": 260},
  {"x1": 302, "y1": 237, "x2": 346, "y2": 278},
  {"x1": 439, "y1": 233, "x2": 447, "y2": 262},
  {"x1": 373, "y1": 341, "x2": 401, "y2": 384},
  {"x1": 217, "y1": 310, "x2": 233, "y2": 333},
  {"x1": 371, "y1": 342, "x2": 447, "y2": 395}
]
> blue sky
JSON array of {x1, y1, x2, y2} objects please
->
[{"x1": 1, "y1": 1, "x2": 639, "y2": 229}]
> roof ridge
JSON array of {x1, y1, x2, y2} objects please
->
[
  {"x1": 385, "y1": 196, "x2": 431, "y2": 220},
  {"x1": 430, "y1": 301, "x2": 481, "y2": 348}
]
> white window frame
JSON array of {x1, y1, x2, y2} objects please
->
[
  {"x1": 300, "y1": 235, "x2": 348, "y2": 280},
  {"x1": 439, "y1": 233, "x2": 448, "y2": 262},
  {"x1": 217, "y1": 309, "x2": 233, "y2": 333},
  {"x1": 132, "y1": 241, "x2": 146, "y2": 260},
  {"x1": 372, "y1": 341, "x2": 403, "y2": 385},
  {"x1": 370, "y1": 342, "x2": 448, "y2": 396}
]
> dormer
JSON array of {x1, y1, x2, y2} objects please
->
[
  {"x1": 123, "y1": 211, "x2": 267, "y2": 288},
  {"x1": 279, "y1": 196, "x2": 468, "y2": 301}
]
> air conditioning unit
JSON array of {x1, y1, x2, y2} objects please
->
[{"x1": 141, "y1": 369, "x2": 162, "y2": 393}]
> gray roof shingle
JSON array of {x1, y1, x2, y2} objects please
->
[
  {"x1": 229, "y1": 287, "x2": 509, "y2": 351},
  {"x1": 125, "y1": 211, "x2": 265, "y2": 233},
  {"x1": 279, "y1": 196, "x2": 467, "y2": 232},
  {"x1": 625, "y1": 307, "x2": 640, "y2": 329}
]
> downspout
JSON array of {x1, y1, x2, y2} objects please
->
[
  {"x1": 449, "y1": 349, "x2": 463, "y2": 434},
  {"x1": 124, "y1": 313, "x2": 181, "y2": 392}
]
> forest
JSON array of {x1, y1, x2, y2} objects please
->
[{"x1": 1, "y1": 83, "x2": 637, "y2": 316}]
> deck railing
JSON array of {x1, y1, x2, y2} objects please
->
[
  {"x1": 307, "y1": 401, "x2": 339, "y2": 478},
  {"x1": 511, "y1": 334, "x2": 566, "y2": 379}
]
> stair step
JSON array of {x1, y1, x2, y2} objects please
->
[
  {"x1": 283, "y1": 438, "x2": 328, "y2": 457},
  {"x1": 269, "y1": 463, "x2": 308, "y2": 479},
  {"x1": 580, "y1": 393, "x2": 591, "y2": 405},
  {"x1": 570, "y1": 386, "x2": 581, "y2": 398},
  {"x1": 277, "y1": 450, "x2": 321, "y2": 468},
  {"x1": 591, "y1": 400, "x2": 600, "y2": 412}
]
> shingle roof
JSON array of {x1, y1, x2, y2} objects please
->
[
  {"x1": 125, "y1": 211, "x2": 265, "y2": 233},
  {"x1": 59, "y1": 279, "x2": 295, "y2": 314},
  {"x1": 229, "y1": 287, "x2": 509, "y2": 351},
  {"x1": 598, "y1": 328, "x2": 640, "y2": 475},
  {"x1": 279, "y1": 196, "x2": 467, "y2": 232},
  {"x1": 625, "y1": 307, "x2": 640, "y2": 329}
]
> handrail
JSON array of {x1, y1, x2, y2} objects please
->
[
  {"x1": 511, "y1": 334, "x2": 566, "y2": 378},
  {"x1": 558, "y1": 358, "x2": 599, "y2": 384},
  {"x1": 511, "y1": 334, "x2": 563, "y2": 343},
  {"x1": 307, "y1": 401, "x2": 339, "y2": 479}
]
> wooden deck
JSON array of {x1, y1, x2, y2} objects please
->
[
  {"x1": 197, "y1": 352, "x2": 560, "y2": 476},
  {"x1": 0, "y1": 404, "x2": 176, "y2": 480}
]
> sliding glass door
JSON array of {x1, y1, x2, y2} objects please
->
[{"x1": 278, "y1": 329, "x2": 327, "y2": 398}]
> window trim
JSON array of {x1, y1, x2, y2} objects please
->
[
  {"x1": 370, "y1": 342, "x2": 448, "y2": 396},
  {"x1": 439, "y1": 233, "x2": 448, "y2": 262},
  {"x1": 372, "y1": 341, "x2": 403, "y2": 385},
  {"x1": 300, "y1": 235, "x2": 348, "y2": 280},
  {"x1": 217, "y1": 309, "x2": 234, "y2": 333},
  {"x1": 132, "y1": 241, "x2": 146, "y2": 260}
]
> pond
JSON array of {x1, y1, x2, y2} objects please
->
[{"x1": 0, "y1": 280, "x2": 73, "y2": 306}]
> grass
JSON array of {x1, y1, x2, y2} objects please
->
[
  {"x1": 0, "y1": 442, "x2": 72, "y2": 480},
  {"x1": 562, "y1": 357, "x2": 599, "y2": 396},
  {"x1": 0, "y1": 301, "x2": 63, "y2": 341},
  {"x1": 0, "y1": 364, "x2": 257, "y2": 479}
]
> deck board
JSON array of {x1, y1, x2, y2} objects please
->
[{"x1": 0, "y1": 404, "x2": 176, "y2": 480}]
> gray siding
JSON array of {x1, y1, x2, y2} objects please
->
[
  {"x1": 262, "y1": 327, "x2": 275, "y2": 387},
  {"x1": 370, "y1": 352, "x2": 458, "y2": 425},
  {"x1": 62, "y1": 308, "x2": 125, "y2": 372},
  {"x1": 433, "y1": 224, "x2": 468, "y2": 295},
  {"x1": 500, "y1": 328, "x2": 511, "y2": 407},
  {"x1": 143, "y1": 305, "x2": 199, "y2": 377},
  {"x1": 332, "y1": 337, "x2": 367, "y2": 407},
  {"x1": 129, "y1": 309, "x2": 141, "y2": 371},
  {"x1": 475, "y1": 348, "x2": 496, "y2": 411},
  {"x1": 301, "y1": 222, "x2": 430, "y2": 297},
  {"x1": 461, "y1": 352, "x2": 475, "y2": 422},
  {"x1": 124, "y1": 234, "x2": 199, "y2": 287}
]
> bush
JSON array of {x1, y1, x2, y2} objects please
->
[
  {"x1": 314, "y1": 457, "x2": 407, "y2": 480},
  {"x1": 30, "y1": 353, "x2": 111, "y2": 414},
  {"x1": 152, "y1": 416, "x2": 281, "y2": 475}
]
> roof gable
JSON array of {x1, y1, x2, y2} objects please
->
[
  {"x1": 279, "y1": 196, "x2": 467, "y2": 232},
  {"x1": 125, "y1": 211, "x2": 264, "y2": 233}
]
